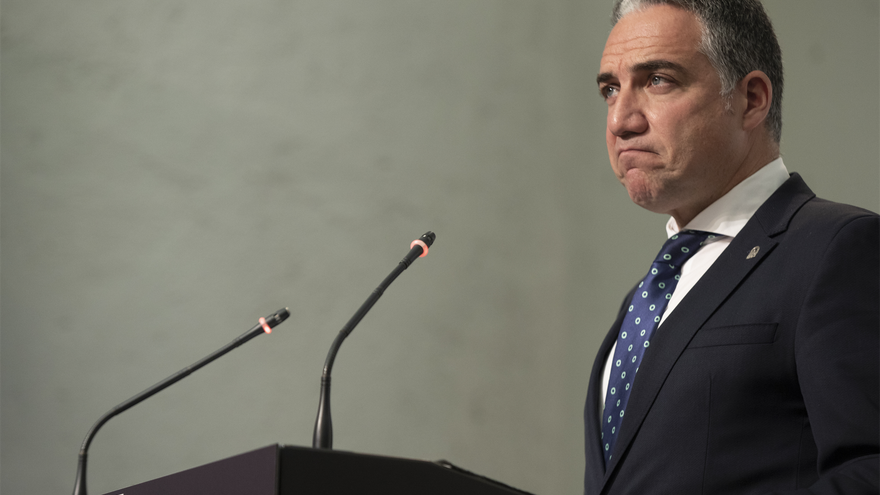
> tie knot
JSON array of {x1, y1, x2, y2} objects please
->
[{"x1": 654, "y1": 230, "x2": 718, "y2": 265}]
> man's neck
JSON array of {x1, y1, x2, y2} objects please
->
[
  {"x1": 669, "y1": 139, "x2": 780, "y2": 227},
  {"x1": 669, "y1": 156, "x2": 788, "y2": 234}
]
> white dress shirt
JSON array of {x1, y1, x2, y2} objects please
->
[{"x1": 599, "y1": 158, "x2": 790, "y2": 412}]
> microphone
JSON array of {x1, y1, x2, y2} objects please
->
[
  {"x1": 312, "y1": 231, "x2": 435, "y2": 449},
  {"x1": 71, "y1": 307, "x2": 290, "y2": 495}
]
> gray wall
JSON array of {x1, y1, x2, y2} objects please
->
[{"x1": 2, "y1": 1, "x2": 877, "y2": 494}]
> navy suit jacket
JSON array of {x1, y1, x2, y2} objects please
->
[{"x1": 583, "y1": 174, "x2": 879, "y2": 494}]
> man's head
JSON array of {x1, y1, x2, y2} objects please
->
[
  {"x1": 598, "y1": 0, "x2": 783, "y2": 227},
  {"x1": 612, "y1": 0, "x2": 783, "y2": 143}
]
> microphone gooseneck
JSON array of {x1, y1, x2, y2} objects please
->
[
  {"x1": 312, "y1": 231, "x2": 435, "y2": 449},
  {"x1": 71, "y1": 307, "x2": 290, "y2": 495}
]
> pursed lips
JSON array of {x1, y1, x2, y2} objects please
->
[
  {"x1": 614, "y1": 146, "x2": 662, "y2": 178},
  {"x1": 617, "y1": 146, "x2": 657, "y2": 162},
  {"x1": 618, "y1": 146, "x2": 656, "y2": 155}
]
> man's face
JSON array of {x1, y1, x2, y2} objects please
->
[{"x1": 598, "y1": 5, "x2": 748, "y2": 225}]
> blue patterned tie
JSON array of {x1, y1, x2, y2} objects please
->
[{"x1": 601, "y1": 230, "x2": 718, "y2": 464}]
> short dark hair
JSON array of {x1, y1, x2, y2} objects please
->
[{"x1": 612, "y1": 0, "x2": 784, "y2": 142}]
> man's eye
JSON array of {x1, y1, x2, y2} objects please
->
[
  {"x1": 601, "y1": 86, "x2": 618, "y2": 99},
  {"x1": 650, "y1": 76, "x2": 668, "y2": 86}
]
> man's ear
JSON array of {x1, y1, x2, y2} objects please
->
[{"x1": 738, "y1": 70, "x2": 772, "y2": 132}]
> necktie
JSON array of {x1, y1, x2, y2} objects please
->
[{"x1": 601, "y1": 230, "x2": 718, "y2": 464}]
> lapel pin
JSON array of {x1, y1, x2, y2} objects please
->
[{"x1": 746, "y1": 246, "x2": 760, "y2": 259}]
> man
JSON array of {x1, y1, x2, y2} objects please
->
[{"x1": 583, "y1": 1, "x2": 879, "y2": 494}]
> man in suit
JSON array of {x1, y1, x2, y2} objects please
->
[{"x1": 584, "y1": 1, "x2": 879, "y2": 493}]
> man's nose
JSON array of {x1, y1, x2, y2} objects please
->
[{"x1": 607, "y1": 89, "x2": 648, "y2": 138}]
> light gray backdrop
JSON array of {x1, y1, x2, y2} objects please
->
[{"x1": 2, "y1": 1, "x2": 877, "y2": 494}]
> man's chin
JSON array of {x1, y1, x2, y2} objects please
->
[
  {"x1": 622, "y1": 178, "x2": 654, "y2": 203},
  {"x1": 625, "y1": 186, "x2": 668, "y2": 214}
]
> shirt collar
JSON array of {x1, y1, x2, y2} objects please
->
[{"x1": 666, "y1": 158, "x2": 790, "y2": 238}]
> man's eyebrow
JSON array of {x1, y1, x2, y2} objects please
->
[
  {"x1": 632, "y1": 60, "x2": 688, "y2": 75},
  {"x1": 596, "y1": 60, "x2": 688, "y2": 86}
]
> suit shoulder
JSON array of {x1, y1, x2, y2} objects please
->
[
  {"x1": 783, "y1": 197, "x2": 879, "y2": 262},
  {"x1": 793, "y1": 196, "x2": 878, "y2": 231},
  {"x1": 802, "y1": 196, "x2": 878, "y2": 218}
]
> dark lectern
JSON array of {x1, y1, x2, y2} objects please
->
[{"x1": 102, "y1": 445, "x2": 531, "y2": 495}]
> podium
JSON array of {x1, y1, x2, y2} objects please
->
[{"x1": 102, "y1": 445, "x2": 532, "y2": 495}]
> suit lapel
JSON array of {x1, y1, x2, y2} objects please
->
[
  {"x1": 599, "y1": 174, "x2": 815, "y2": 487},
  {"x1": 585, "y1": 294, "x2": 632, "y2": 490}
]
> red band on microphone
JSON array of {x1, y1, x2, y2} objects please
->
[
  {"x1": 259, "y1": 317, "x2": 272, "y2": 334},
  {"x1": 410, "y1": 239, "x2": 429, "y2": 258}
]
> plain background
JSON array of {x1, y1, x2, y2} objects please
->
[{"x1": 1, "y1": 1, "x2": 877, "y2": 494}]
